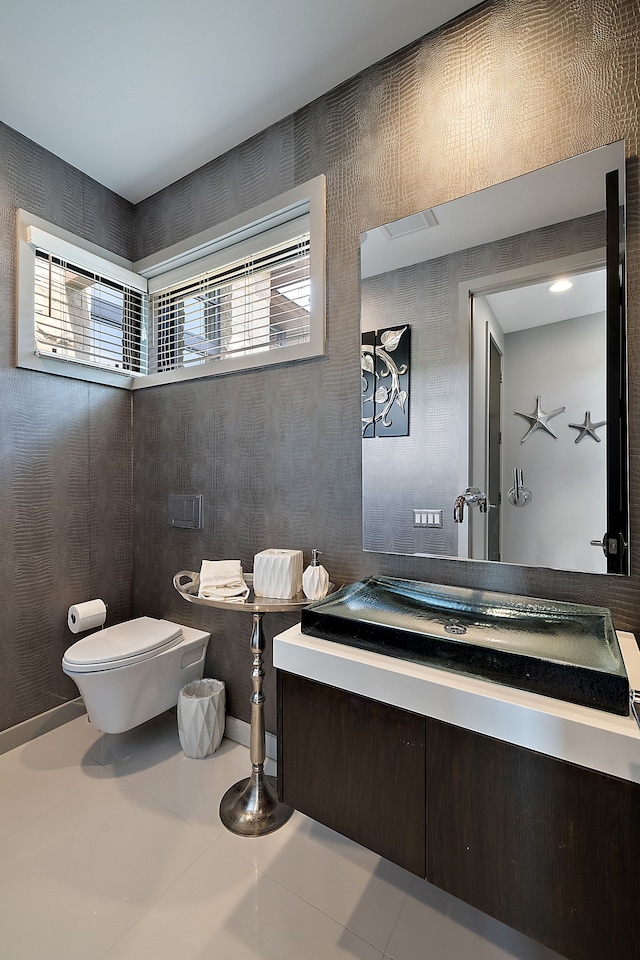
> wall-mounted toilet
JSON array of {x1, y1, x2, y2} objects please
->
[{"x1": 62, "y1": 617, "x2": 210, "y2": 734}]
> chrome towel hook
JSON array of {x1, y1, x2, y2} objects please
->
[{"x1": 507, "y1": 468, "x2": 532, "y2": 507}]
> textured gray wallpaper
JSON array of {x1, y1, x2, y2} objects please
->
[
  {"x1": 0, "y1": 124, "x2": 135, "y2": 731},
  {"x1": 132, "y1": 0, "x2": 640, "y2": 733}
]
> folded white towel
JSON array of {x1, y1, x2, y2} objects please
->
[{"x1": 198, "y1": 559, "x2": 249, "y2": 601}]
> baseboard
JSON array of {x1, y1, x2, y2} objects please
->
[
  {"x1": 224, "y1": 715, "x2": 278, "y2": 762},
  {"x1": 0, "y1": 698, "x2": 86, "y2": 756},
  {"x1": 0, "y1": 701, "x2": 278, "y2": 763}
]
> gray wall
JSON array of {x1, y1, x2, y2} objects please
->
[
  {"x1": 502, "y1": 312, "x2": 607, "y2": 572},
  {"x1": 1, "y1": 0, "x2": 638, "y2": 736},
  {"x1": 361, "y1": 261, "x2": 465, "y2": 559},
  {"x1": 132, "y1": 0, "x2": 640, "y2": 733},
  {"x1": 0, "y1": 124, "x2": 135, "y2": 731}
]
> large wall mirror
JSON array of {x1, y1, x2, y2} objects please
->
[{"x1": 361, "y1": 141, "x2": 628, "y2": 575}]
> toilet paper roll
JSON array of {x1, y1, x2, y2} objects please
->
[{"x1": 67, "y1": 599, "x2": 107, "y2": 633}]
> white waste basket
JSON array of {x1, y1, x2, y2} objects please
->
[{"x1": 177, "y1": 678, "x2": 226, "y2": 758}]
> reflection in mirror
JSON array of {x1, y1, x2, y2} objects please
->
[{"x1": 360, "y1": 141, "x2": 627, "y2": 574}]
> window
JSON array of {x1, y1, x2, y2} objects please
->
[
  {"x1": 16, "y1": 176, "x2": 325, "y2": 389},
  {"x1": 148, "y1": 227, "x2": 310, "y2": 374},
  {"x1": 33, "y1": 251, "x2": 145, "y2": 373},
  {"x1": 17, "y1": 211, "x2": 149, "y2": 388},
  {"x1": 135, "y1": 175, "x2": 325, "y2": 388}
]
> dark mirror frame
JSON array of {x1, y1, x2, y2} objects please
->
[{"x1": 605, "y1": 168, "x2": 628, "y2": 573}]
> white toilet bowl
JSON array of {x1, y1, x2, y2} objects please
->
[{"x1": 62, "y1": 616, "x2": 210, "y2": 734}]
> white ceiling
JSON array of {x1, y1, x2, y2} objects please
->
[
  {"x1": 0, "y1": 0, "x2": 477, "y2": 204},
  {"x1": 485, "y1": 269, "x2": 607, "y2": 334}
]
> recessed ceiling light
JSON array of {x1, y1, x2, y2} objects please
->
[{"x1": 548, "y1": 279, "x2": 573, "y2": 293}]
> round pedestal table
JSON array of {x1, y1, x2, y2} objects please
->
[{"x1": 173, "y1": 570, "x2": 327, "y2": 837}]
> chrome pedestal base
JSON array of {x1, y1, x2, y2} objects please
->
[
  {"x1": 218, "y1": 610, "x2": 294, "y2": 837},
  {"x1": 220, "y1": 768, "x2": 293, "y2": 837}
]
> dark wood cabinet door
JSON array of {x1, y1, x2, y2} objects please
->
[
  {"x1": 426, "y1": 717, "x2": 639, "y2": 960},
  {"x1": 278, "y1": 670, "x2": 426, "y2": 876}
]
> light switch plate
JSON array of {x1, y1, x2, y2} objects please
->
[{"x1": 413, "y1": 508, "x2": 442, "y2": 528}]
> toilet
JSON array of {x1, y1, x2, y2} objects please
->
[{"x1": 62, "y1": 616, "x2": 210, "y2": 734}]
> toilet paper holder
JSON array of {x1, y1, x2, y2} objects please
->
[{"x1": 67, "y1": 599, "x2": 108, "y2": 634}]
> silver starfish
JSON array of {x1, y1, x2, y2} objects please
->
[
  {"x1": 514, "y1": 396, "x2": 565, "y2": 443},
  {"x1": 568, "y1": 410, "x2": 606, "y2": 443}
]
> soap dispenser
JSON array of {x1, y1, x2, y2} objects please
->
[{"x1": 302, "y1": 549, "x2": 329, "y2": 601}]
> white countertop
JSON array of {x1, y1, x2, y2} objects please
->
[{"x1": 273, "y1": 625, "x2": 640, "y2": 785}]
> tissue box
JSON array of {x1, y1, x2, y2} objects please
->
[{"x1": 253, "y1": 549, "x2": 303, "y2": 599}]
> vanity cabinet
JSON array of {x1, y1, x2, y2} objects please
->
[
  {"x1": 277, "y1": 670, "x2": 426, "y2": 876},
  {"x1": 426, "y1": 717, "x2": 638, "y2": 960},
  {"x1": 277, "y1": 670, "x2": 639, "y2": 960}
]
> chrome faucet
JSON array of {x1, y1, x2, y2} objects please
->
[{"x1": 453, "y1": 486, "x2": 488, "y2": 523}]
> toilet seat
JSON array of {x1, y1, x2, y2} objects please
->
[{"x1": 63, "y1": 617, "x2": 184, "y2": 673}]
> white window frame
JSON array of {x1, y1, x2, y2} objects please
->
[
  {"x1": 16, "y1": 209, "x2": 147, "y2": 389},
  {"x1": 16, "y1": 175, "x2": 326, "y2": 390},
  {"x1": 133, "y1": 175, "x2": 325, "y2": 388}
]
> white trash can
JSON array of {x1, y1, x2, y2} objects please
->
[{"x1": 177, "y1": 678, "x2": 226, "y2": 759}]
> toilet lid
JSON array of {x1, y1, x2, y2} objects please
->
[{"x1": 63, "y1": 617, "x2": 183, "y2": 673}]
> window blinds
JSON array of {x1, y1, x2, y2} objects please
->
[
  {"x1": 31, "y1": 249, "x2": 146, "y2": 375},
  {"x1": 29, "y1": 226, "x2": 311, "y2": 378},
  {"x1": 148, "y1": 231, "x2": 311, "y2": 374}
]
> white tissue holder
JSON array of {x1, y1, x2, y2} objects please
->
[{"x1": 253, "y1": 549, "x2": 303, "y2": 599}]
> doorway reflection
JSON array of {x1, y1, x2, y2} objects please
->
[{"x1": 470, "y1": 267, "x2": 607, "y2": 572}]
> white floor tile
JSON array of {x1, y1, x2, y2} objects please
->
[
  {"x1": 221, "y1": 809, "x2": 412, "y2": 951},
  {"x1": 83, "y1": 709, "x2": 181, "y2": 768},
  {"x1": 101, "y1": 839, "x2": 384, "y2": 960},
  {"x1": 0, "y1": 714, "x2": 109, "y2": 842},
  {"x1": 0, "y1": 716, "x2": 571, "y2": 960},
  {"x1": 117, "y1": 736, "x2": 261, "y2": 839},
  {"x1": 384, "y1": 876, "x2": 565, "y2": 960},
  {"x1": 84, "y1": 712, "x2": 258, "y2": 840},
  {"x1": 0, "y1": 768, "x2": 214, "y2": 960}
]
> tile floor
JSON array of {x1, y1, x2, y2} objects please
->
[{"x1": 0, "y1": 712, "x2": 564, "y2": 960}]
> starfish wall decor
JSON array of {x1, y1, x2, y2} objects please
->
[
  {"x1": 514, "y1": 396, "x2": 565, "y2": 443},
  {"x1": 568, "y1": 411, "x2": 607, "y2": 443}
]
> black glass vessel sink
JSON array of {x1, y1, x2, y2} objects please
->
[{"x1": 301, "y1": 577, "x2": 629, "y2": 715}]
